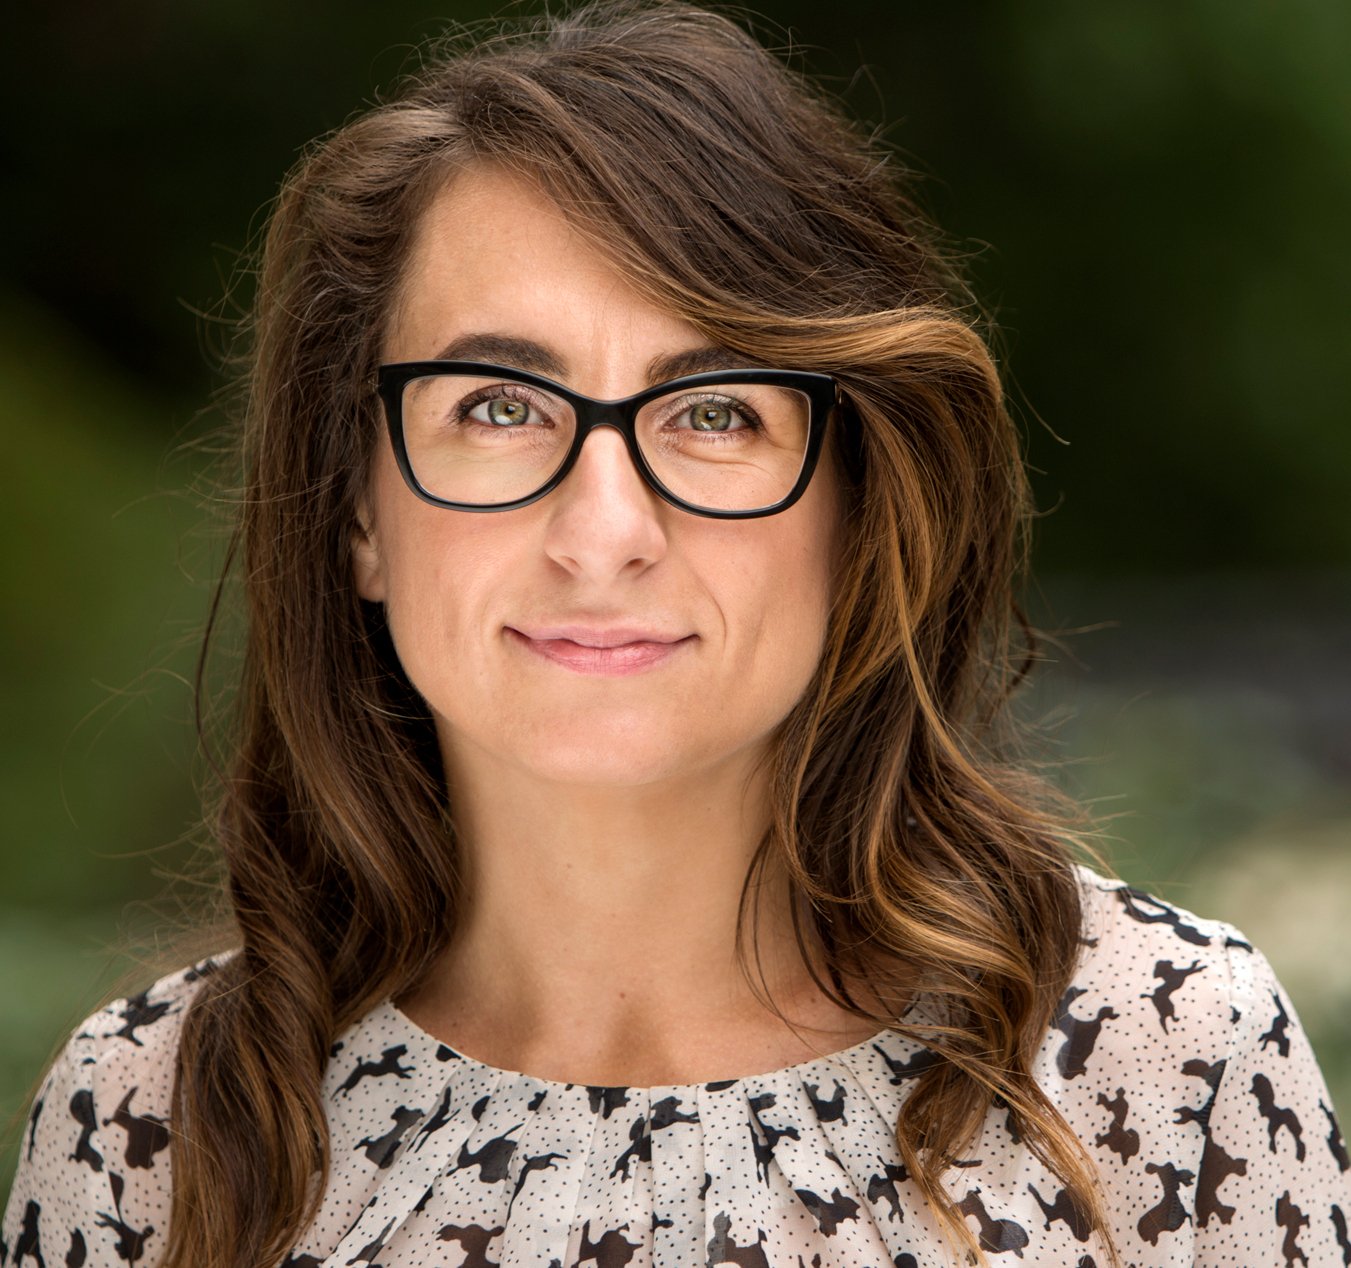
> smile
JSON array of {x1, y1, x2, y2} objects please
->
[{"x1": 505, "y1": 627, "x2": 695, "y2": 676}]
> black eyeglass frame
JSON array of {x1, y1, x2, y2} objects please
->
[{"x1": 375, "y1": 360, "x2": 842, "y2": 520}]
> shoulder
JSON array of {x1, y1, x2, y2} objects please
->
[
  {"x1": 1030, "y1": 863, "x2": 1287, "y2": 1101},
  {"x1": 65, "y1": 955, "x2": 226, "y2": 1111},
  {"x1": 1062, "y1": 873, "x2": 1349, "y2": 1260},
  {"x1": 1067, "y1": 863, "x2": 1269, "y2": 1050},
  {"x1": 1074, "y1": 862, "x2": 1257, "y2": 965},
  {"x1": 1, "y1": 956, "x2": 226, "y2": 1266},
  {"x1": 1051, "y1": 863, "x2": 1329, "y2": 1126},
  {"x1": 42, "y1": 953, "x2": 227, "y2": 1139}
]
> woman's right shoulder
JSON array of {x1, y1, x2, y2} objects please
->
[
  {"x1": 58, "y1": 955, "x2": 228, "y2": 1097},
  {"x1": 1, "y1": 955, "x2": 230, "y2": 1267},
  {"x1": 30, "y1": 954, "x2": 228, "y2": 1147}
]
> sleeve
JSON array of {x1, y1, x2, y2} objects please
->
[
  {"x1": 2, "y1": 1026, "x2": 121, "y2": 1268},
  {"x1": 1193, "y1": 935, "x2": 1351, "y2": 1267}
]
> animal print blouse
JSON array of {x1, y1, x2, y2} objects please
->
[{"x1": 3, "y1": 867, "x2": 1348, "y2": 1266}]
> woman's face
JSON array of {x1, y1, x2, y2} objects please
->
[{"x1": 354, "y1": 165, "x2": 844, "y2": 792}]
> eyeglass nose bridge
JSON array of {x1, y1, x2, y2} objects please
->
[{"x1": 558, "y1": 398, "x2": 661, "y2": 496}]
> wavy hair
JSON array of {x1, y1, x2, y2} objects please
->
[{"x1": 168, "y1": 3, "x2": 1119, "y2": 1265}]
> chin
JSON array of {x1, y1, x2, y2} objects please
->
[
  {"x1": 512, "y1": 722, "x2": 704, "y2": 790},
  {"x1": 445, "y1": 704, "x2": 761, "y2": 793}
]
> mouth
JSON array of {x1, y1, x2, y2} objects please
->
[{"x1": 505, "y1": 626, "x2": 696, "y2": 676}]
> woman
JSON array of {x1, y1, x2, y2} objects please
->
[{"x1": 3, "y1": 2, "x2": 1346, "y2": 1266}]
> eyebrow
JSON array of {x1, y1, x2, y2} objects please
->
[{"x1": 428, "y1": 333, "x2": 765, "y2": 387}]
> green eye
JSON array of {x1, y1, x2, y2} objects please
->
[
  {"x1": 689, "y1": 402, "x2": 735, "y2": 432},
  {"x1": 487, "y1": 398, "x2": 531, "y2": 426}
]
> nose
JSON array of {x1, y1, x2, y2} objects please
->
[{"x1": 540, "y1": 423, "x2": 668, "y2": 580}]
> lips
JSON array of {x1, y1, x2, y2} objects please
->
[
  {"x1": 505, "y1": 625, "x2": 694, "y2": 675},
  {"x1": 512, "y1": 624, "x2": 688, "y2": 648}
]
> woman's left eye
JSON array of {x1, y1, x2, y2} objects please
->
[{"x1": 683, "y1": 401, "x2": 745, "y2": 432}]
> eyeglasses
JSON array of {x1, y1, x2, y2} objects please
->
[{"x1": 375, "y1": 361, "x2": 840, "y2": 519}]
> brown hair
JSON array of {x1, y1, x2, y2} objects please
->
[{"x1": 169, "y1": 3, "x2": 1119, "y2": 1265}]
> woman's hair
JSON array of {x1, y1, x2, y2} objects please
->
[{"x1": 170, "y1": 3, "x2": 1117, "y2": 1265}]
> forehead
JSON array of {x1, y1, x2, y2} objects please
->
[
  {"x1": 384, "y1": 164, "x2": 702, "y2": 372},
  {"x1": 408, "y1": 164, "x2": 584, "y2": 277}
]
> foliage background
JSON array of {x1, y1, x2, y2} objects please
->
[{"x1": 3, "y1": 0, "x2": 1348, "y2": 1204}]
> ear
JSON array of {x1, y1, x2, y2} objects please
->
[{"x1": 351, "y1": 499, "x2": 387, "y2": 602}]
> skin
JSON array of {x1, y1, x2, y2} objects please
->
[{"x1": 353, "y1": 164, "x2": 884, "y2": 1086}]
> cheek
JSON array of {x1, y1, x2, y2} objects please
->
[
  {"x1": 714, "y1": 516, "x2": 837, "y2": 705},
  {"x1": 775, "y1": 475, "x2": 842, "y2": 624},
  {"x1": 771, "y1": 498, "x2": 843, "y2": 698},
  {"x1": 381, "y1": 516, "x2": 499, "y2": 647},
  {"x1": 361, "y1": 466, "x2": 500, "y2": 684}
]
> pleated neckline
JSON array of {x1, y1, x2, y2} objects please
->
[{"x1": 379, "y1": 996, "x2": 900, "y2": 1094}]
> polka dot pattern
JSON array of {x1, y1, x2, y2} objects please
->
[{"x1": 4, "y1": 867, "x2": 1348, "y2": 1265}]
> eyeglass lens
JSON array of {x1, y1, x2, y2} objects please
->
[{"x1": 399, "y1": 372, "x2": 812, "y2": 511}]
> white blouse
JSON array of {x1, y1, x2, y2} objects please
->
[{"x1": 3, "y1": 867, "x2": 1348, "y2": 1266}]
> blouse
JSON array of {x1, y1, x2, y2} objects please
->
[{"x1": 3, "y1": 866, "x2": 1348, "y2": 1266}]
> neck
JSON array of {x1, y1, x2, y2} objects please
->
[{"x1": 395, "y1": 742, "x2": 880, "y2": 1084}]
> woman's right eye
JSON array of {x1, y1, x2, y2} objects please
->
[{"x1": 467, "y1": 396, "x2": 534, "y2": 427}]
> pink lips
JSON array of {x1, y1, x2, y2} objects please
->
[{"x1": 506, "y1": 626, "x2": 694, "y2": 675}]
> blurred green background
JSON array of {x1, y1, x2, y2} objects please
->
[{"x1": 3, "y1": 0, "x2": 1348, "y2": 1204}]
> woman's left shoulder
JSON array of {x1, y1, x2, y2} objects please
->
[
  {"x1": 1056, "y1": 869, "x2": 1351, "y2": 1260},
  {"x1": 1067, "y1": 862, "x2": 1287, "y2": 1050},
  {"x1": 1058, "y1": 863, "x2": 1343, "y2": 1139}
]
